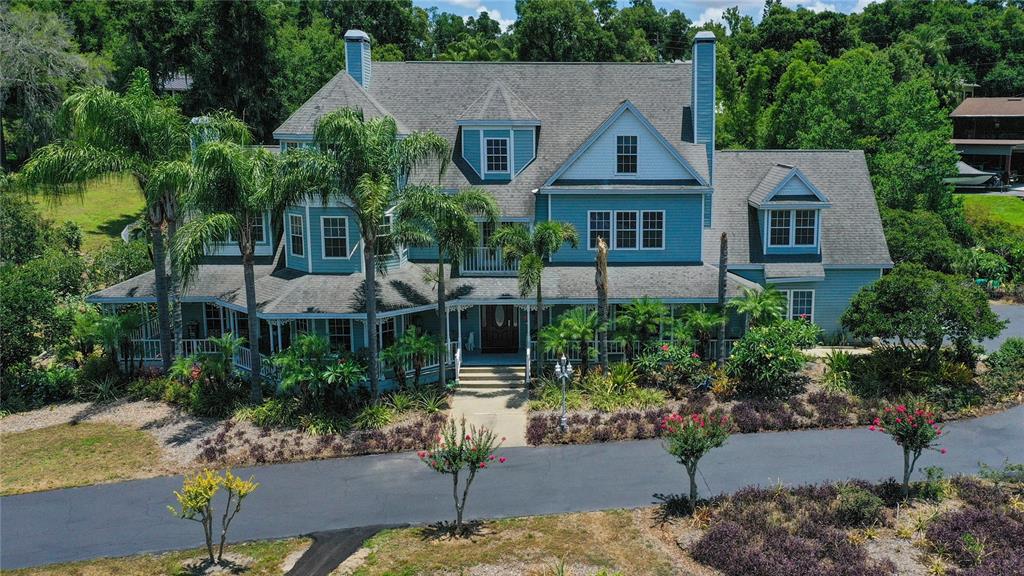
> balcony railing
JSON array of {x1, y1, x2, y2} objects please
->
[{"x1": 461, "y1": 247, "x2": 517, "y2": 276}]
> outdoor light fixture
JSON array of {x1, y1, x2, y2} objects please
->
[{"x1": 553, "y1": 354, "x2": 573, "y2": 432}]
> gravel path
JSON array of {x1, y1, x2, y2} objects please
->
[{"x1": 0, "y1": 400, "x2": 220, "y2": 468}]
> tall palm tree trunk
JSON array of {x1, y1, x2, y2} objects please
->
[
  {"x1": 717, "y1": 233, "x2": 728, "y2": 364},
  {"x1": 535, "y1": 284, "x2": 543, "y2": 383},
  {"x1": 596, "y1": 237, "x2": 609, "y2": 375},
  {"x1": 167, "y1": 216, "x2": 183, "y2": 359},
  {"x1": 363, "y1": 242, "x2": 380, "y2": 399},
  {"x1": 151, "y1": 221, "x2": 174, "y2": 371},
  {"x1": 436, "y1": 259, "x2": 447, "y2": 386},
  {"x1": 242, "y1": 251, "x2": 262, "y2": 402}
]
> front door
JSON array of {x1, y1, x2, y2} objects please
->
[{"x1": 481, "y1": 305, "x2": 518, "y2": 353}]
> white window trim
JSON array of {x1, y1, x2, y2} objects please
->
[
  {"x1": 482, "y1": 136, "x2": 511, "y2": 176},
  {"x1": 327, "y1": 318, "x2": 352, "y2": 352},
  {"x1": 320, "y1": 215, "x2": 350, "y2": 260},
  {"x1": 587, "y1": 209, "x2": 665, "y2": 251},
  {"x1": 785, "y1": 289, "x2": 815, "y2": 323},
  {"x1": 614, "y1": 134, "x2": 639, "y2": 177},
  {"x1": 640, "y1": 209, "x2": 666, "y2": 251},
  {"x1": 288, "y1": 214, "x2": 305, "y2": 258},
  {"x1": 587, "y1": 210, "x2": 612, "y2": 250},
  {"x1": 767, "y1": 209, "x2": 818, "y2": 248}
]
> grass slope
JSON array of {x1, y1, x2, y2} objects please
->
[
  {"x1": 32, "y1": 175, "x2": 145, "y2": 252},
  {"x1": 6, "y1": 539, "x2": 311, "y2": 576},
  {"x1": 958, "y1": 194, "x2": 1024, "y2": 228},
  {"x1": 0, "y1": 422, "x2": 161, "y2": 495}
]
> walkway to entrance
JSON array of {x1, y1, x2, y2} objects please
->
[{"x1": 449, "y1": 364, "x2": 529, "y2": 447}]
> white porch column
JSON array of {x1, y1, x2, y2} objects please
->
[
  {"x1": 276, "y1": 321, "x2": 283, "y2": 351},
  {"x1": 457, "y1": 308, "x2": 463, "y2": 349},
  {"x1": 525, "y1": 305, "x2": 531, "y2": 351}
]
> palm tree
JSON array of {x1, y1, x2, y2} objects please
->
[
  {"x1": 615, "y1": 297, "x2": 670, "y2": 359},
  {"x1": 491, "y1": 221, "x2": 579, "y2": 381},
  {"x1": 394, "y1": 185, "x2": 498, "y2": 386},
  {"x1": 684, "y1": 309, "x2": 725, "y2": 358},
  {"x1": 16, "y1": 68, "x2": 188, "y2": 370},
  {"x1": 277, "y1": 108, "x2": 449, "y2": 399},
  {"x1": 550, "y1": 307, "x2": 600, "y2": 376},
  {"x1": 595, "y1": 236, "x2": 610, "y2": 375},
  {"x1": 728, "y1": 286, "x2": 786, "y2": 328},
  {"x1": 172, "y1": 133, "x2": 283, "y2": 403}
]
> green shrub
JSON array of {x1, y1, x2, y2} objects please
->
[
  {"x1": 84, "y1": 375, "x2": 124, "y2": 402},
  {"x1": 187, "y1": 377, "x2": 244, "y2": 417},
  {"x1": 918, "y1": 466, "x2": 952, "y2": 502},
  {"x1": 298, "y1": 413, "x2": 348, "y2": 436},
  {"x1": 387, "y1": 391, "x2": 416, "y2": 412},
  {"x1": 234, "y1": 398, "x2": 297, "y2": 428},
  {"x1": 162, "y1": 380, "x2": 190, "y2": 406},
  {"x1": 531, "y1": 379, "x2": 584, "y2": 411},
  {"x1": 727, "y1": 320, "x2": 818, "y2": 397},
  {"x1": 822, "y1": 350, "x2": 853, "y2": 392},
  {"x1": 984, "y1": 338, "x2": 1024, "y2": 396},
  {"x1": 0, "y1": 363, "x2": 79, "y2": 412},
  {"x1": 834, "y1": 485, "x2": 884, "y2": 527},
  {"x1": 626, "y1": 387, "x2": 667, "y2": 409},
  {"x1": 416, "y1": 390, "x2": 450, "y2": 414},
  {"x1": 127, "y1": 375, "x2": 171, "y2": 401},
  {"x1": 353, "y1": 403, "x2": 394, "y2": 430}
]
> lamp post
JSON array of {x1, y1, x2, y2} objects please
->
[{"x1": 553, "y1": 353, "x2": 573, "y2": 432}]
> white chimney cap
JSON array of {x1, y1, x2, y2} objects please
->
[
  {"x1": 344, "y1": 29, "x2": 371, "y2": 42},
  {"x1": 695, "y1": 31, "x2": 717, "y2": 41}
]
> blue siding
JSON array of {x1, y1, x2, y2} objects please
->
[
  {"x1": 206, "y1": 211, "x2": 274, "y2": 257},
  {"x1": 535, "y1": 194, "x2": 549, "y2": 222},
  {"x1": 307, "y1": 206, "x2": 362, "y2": 274},
  {"x1": 767, "y1": 269, "x2": 882, "y2": 336},
  {"x1": 482, "y1": 129, "x2": 511, "y2": 181},
  {"x1": 547, "y1": 194, "x2": 703, "y2": 264},
  {"x1": 408, "y1": 245, "x2": 440, "y2": 261},
  {"x1": 732, "y1": 269, "x2": 765, "y2": 284},
  {"x1": 345, "y1": 40, "x2": 370, "y2": 87},
  {"x1": 513, "y1": 128, "x2": 535, "y2": 174},
  {"x1": 775, "y1": 175, "x2": 815, "y2": 197},
  {"x1": 284, "y1": 207, "x2": 308, "y2": 272},
  {"x1": 759, "y1": 209, "x2": 820, "y2": 256},
  {"x1": 559, "y1": 109, "x2": 698, "y2": 182},
  {"x1": 693, "y1": 36, "x2": 716, "y2": 173},
  {"x1": 703, "y1": 191, "x2": 712, "y2": 228},
  {"x1": 462, "y1": 129, "x2": 481, "y2": 176}
]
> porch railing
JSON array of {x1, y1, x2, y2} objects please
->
[
  {"x1": 375, "y1": 341, "x2": 457, "y2": 383},
  {"x1": 461, "y1": 247, "x2": 517, "y2": 276},
  {"x1": 531, "y1": 339, "x2": 739, "y2": 363}
]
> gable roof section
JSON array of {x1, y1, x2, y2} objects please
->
[
  {"x1": 274, "y1": 71, "x2": 408, "y2": 137},
  {"x1": 274, "y1": 61, "x2": 695, "y2": 216},
  {"x1": 748, "y1": 164, "x2": 831, "y2": 208},
  {"x1": 950, "y1": 97, "x2": 1024, "y2": 118},
  {"x1": 705, "y1": 150, "x2": 892, "y2": 267},
  {"x1": 458, "y1": 81, "x2": 539, "y2": 123},
  {"x1": 543, "y1": 101, "x2": 708, "y2": 187}
]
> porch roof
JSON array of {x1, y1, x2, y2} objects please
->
[{"x1": 88, "y1": 263, "x2": 760, "y2": 317}]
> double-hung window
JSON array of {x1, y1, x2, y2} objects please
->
[
  {"x1": 289, "y1": 214, "x2": 304, "y2": 257},
  {"x1": 322, "y1": 216, "x2": 348, "y2": 258},
  {"x1": 768, "y1": 209, "x2": 818, "y2": 247},
  {"x1": 379, "y1": 317, "x2": 396, "y2": 348},
  {"x1": 794, "y1": 210, "x2": 816, "y2": 245},
  {"x1": 787, "y1": 290, "x2": 814, "y2": 322},
  {"x1": 204, "y1": 303, "x2": 223, "y2": 338},
  {"x1": 589, "y1": 211, "x2": 612, "y2": 249},
  {"x1": 485, "y1": 138, "x2": 508, "y2": 173},
  {"x1": 589, "y1": 210, "x2": 664, "y2": 251},
  {"x1": 327, "y1": 319, "x2": 351, "y2": 353},
  {"x1": 616, "y1": 135, "x2": 637, "y2": 174},
  {"x1": 641, "y1": 211, "x2": 664, "y2": 249},
  {"x1": 615, "y1": 211, "x2": 638, "y2": 249},
  {"x1": 250, "y1": 214, "x2": 265, "y2": 244}
]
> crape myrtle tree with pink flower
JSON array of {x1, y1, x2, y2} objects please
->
[
  {"x1": 869, "y1": 402, "x2": 946, "y2": 498},
  {"x1": 420, "y1": 417, "x2": 506, "y2": 535},
  {"x1": 662, "y1": 412, "x2": 732, "y2": 511}
]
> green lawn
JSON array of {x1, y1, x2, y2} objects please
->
[
  {"x1": 32, "y1": 175, "x2": 145, "y2": 252},
  {"x1": 6, "y1": 538, "x2": 311, "y2": 576},
  {"x1": 0, "y1": 423, "x2": 163, "y2": 495},
  {"x1": 958, "y1": 194, "x2": 1024, "y2": 228}
]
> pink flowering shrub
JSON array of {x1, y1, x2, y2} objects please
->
[
  {"x1": 662, "y1": 412, "x2": 731, "y2": 510},
  {"x1": 420, "y1": 417, "x2": 505, "y2": 534},
  {"x1": 869, "y1": 402, "x2": 945, "y2": 498}
]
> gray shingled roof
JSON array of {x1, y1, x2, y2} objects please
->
[
  {"x1": 459, "y1": 81, "x2": 539, "y2": 122},
  {"x1": 89, "y1": 263, "x2": 758, "y2": 315},
  {"x1": 747, "y1": 164, "x2": 792, "y2": 206},
  {"x1": 274, "y1": 61, "x2": 697, "y2": 217},
  {"x1": 764, "y1": 263, "x2": 826, "y2": 280},
  {"x1": 705, "y1": 150, "x2": 892, "y2": 267}
]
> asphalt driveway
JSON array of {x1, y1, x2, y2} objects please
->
[
  {"x1": 2, "y1": 406, "x2": 1022, "y2": 569},
  {"x1": 988, "y1": 303, "x2": 1024, "y2": 352}
]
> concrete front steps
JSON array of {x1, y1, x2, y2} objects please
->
[
  {"x1": 450, "y1": 365, "x2": 529, "y2": 447},
  {"x1": 457, "y1": 365, "x2": 527, "y2": 389}
]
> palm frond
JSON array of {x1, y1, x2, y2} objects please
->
[
  {"x1": 518, "y1": 253, "x2": 544, "y2": 297},
  {"x1": 17, "y1": 141, "x2": 139, "y2": 196},
  {"x1": 171, "y1": 213, "x2": 238, "y2": 289},
  {"x1": 399, "y1": 130, "x2": 451, "y2": 181}
]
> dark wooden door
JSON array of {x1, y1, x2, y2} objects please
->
[{"x1": 481, "y1": 305, "x2": 518, "y2": 352}]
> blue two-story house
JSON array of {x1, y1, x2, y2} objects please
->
[{"x1": 89, "y1": 30, "x2": 892, "y2": 377}]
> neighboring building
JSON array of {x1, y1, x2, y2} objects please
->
[
  {"x1": 88, "y1": 30, "x2": 892, "y2": 381},
  {"x1": 159, "y1": 72, "x2": 193, "y2": 95},
  {"x1": 950, "y1": 97, "x2": 1024, "y2": 186}
]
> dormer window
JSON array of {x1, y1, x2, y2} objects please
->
[
  {"x1": 485, "y1": 138, "x2": 509, "y2": 173},
  {"x1": 768, "y1": 209, "x2": 818, "y2": 247},
  {"x1": 616, "y1": 135, "x2": 637, "y2": 174}
]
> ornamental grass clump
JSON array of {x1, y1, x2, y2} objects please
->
[
  {"x1": 661, "y1": 412, "x2": 731, "y2": 511},
  {"x1": 869, "y1": 402, "x2": 945, "y2": 498},
  {"x1": 168, "y1": 469, "x2": 259, "y2": 566},
  {"x1": 419, "y1": 417, "x2": 505, "y2": 535}
]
